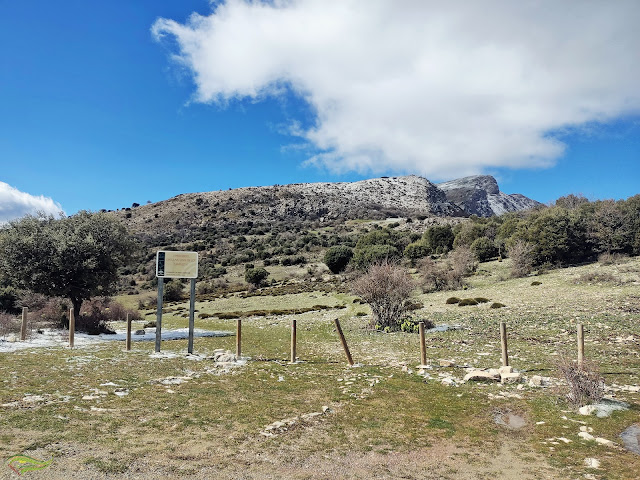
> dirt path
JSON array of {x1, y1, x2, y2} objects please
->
[{"x1": 1, "y1": 437, "x2": 565, "y2": 480}]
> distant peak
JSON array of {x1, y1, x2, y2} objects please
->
[{"x1": 438, "y1": 175, "x2": 499, "y2": 195}]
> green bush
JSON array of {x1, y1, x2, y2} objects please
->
[
  {"x1": 471, "y1": 237, "x2": 496, "y2": 262},
  {"x1": 474, "y1": 297, "x2": 489, "y2": 303},
  {"x1": 324, "y1": 246, "x2": 354, "y2": 274},
  {"x1": 531, "y1": 281, "x2": 542, "y2": 286},
  {"x1": 399, "y1": 317, "x2": 435, "y2": 333},
  {"x1": 0, "y1": 285, "x2": 19, "y2": 315},
  {"x1": 445, "y1": 297, "x2": 461, "y2": 304},
  {"x1": 458, "y1": 298, "x2": 478, "y2": 307},
  {"x1": 245, "y1": 267, "x2": 269, "y2": 287},
  {"x1": 404, "y1": 242, "x2": 431, "y2": 263},
  {"x1": 423, "y1": 225, "x2": 454, "y2": 252},
  {"x1": 405, "y1": 300, "x2": 424, "y2": 311},
  {"x1": 163, "y1": 281, "x2": 184, "y2": 302},
  {"x1": 490, "y1": 302, "x2": 506, "y2": 309},
  {"x1": 352, "y1": 244, "x2": 400, "y2": 270}
]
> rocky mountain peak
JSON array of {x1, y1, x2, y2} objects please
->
[
  {"x1": 439, "y1": 175, "x2": 500, "y2": 195},
  {"x1": 438, "y1": 175, "x2": 540, "y2": 217}
]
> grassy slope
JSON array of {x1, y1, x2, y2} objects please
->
[{"x1": 1, "y1": 258, "x2": 639, "y2": 479}]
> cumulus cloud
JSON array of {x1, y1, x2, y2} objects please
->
[
  {"x1": 152, "y1": 0, "x2": 640, "y2": 179},
  {"x1": 0, "y1": 182, "x2": 65, "y2": 224}
]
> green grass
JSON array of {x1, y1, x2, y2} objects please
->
[{"x1": 1, "y1": 258, "x2": 639, "y2": 477}]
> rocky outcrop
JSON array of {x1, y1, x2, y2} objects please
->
[{"x1": 438, "y1": 175, "x2": 542, "y2": 217}]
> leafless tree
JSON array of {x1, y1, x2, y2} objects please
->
[
  {"x1": 508, "y1": 240, "x2": 534, "y2": 277},
  {"x1": 352, "y1": 260, "x2": 415, "y2": 330}
]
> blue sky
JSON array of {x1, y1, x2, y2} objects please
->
[{"x1": 1, "y1": 1, "x2": 639, "y2": 221}]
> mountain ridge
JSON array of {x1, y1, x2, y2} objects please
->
[{"x1": 116, "y1": 174, "x2": 540, "y2": 241}]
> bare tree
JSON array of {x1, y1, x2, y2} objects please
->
[
  {"x1": 419, "y1": 246, "x2": 476, "y2": 293},
  {"x1": 508, "y1": 240, "x2": 534, "y2": 277},
  {"x1": 352, "y1": 261, "x2": 415, "y2": 331}
]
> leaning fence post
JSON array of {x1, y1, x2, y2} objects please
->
[
  {"x1": 69, "y1": 308, "x2": 75, "y2": 348},
  {"x1": 419, "y1": 321, "x2": 427, "y2": 366},
  {"x1": 20, "y1": 307, "x2": 28, "y2": 341},
  {"x1": 334, "y1": 318, "x2": 354, "y2": 366},
  {"x1": 500, "y1": 322, "x2": 508, "y2": 367},
  {"x1": 577, "y1": 323, "x2": 584, "y2": 367}
]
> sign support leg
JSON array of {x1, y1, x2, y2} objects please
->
[
  {"x1": 155, "y1": 277, "x2": 163, "y2": 353},
  {"x1": 188, "y1": 278, "x2": 196, "y2": 354}
]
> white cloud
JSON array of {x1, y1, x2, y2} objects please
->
[
  {"x1": 0, "y1": 182, "x2": 64, "y2": 224},
  {"x1": 152, "y1": 0, "x2": 640, "y2": 179}
]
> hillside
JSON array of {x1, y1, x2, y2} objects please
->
[{"x1": 115, "y1": 175, "x2": 539, "y2": 243}]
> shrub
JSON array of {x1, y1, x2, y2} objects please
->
[
  {"x1": 404, "y1": 242, "x2": 430, "y2": 264},
  {"x1": 32, "y1": 297, "x2": 70, "y2": 327},
  {"x1": 245, "y1": 267, "x2": 270, "y2": 287},
  {"x1": 352, "y1": 244, "x2": 400, "y2": 270},
  {"x1": 419, "y1": 253, "x2": 470, "y2": 293},
  {"x1": 419, "y1": 257, "x2": 450, "y2": 292},
  {"x1": 556, "y1": 358, "x2": 604, "y2": 407},
  {"x1": 0, "y1": 312, "x2": 19, "y2": 338},
  {"x1": 163, "y1": 281, "x2": 185, "y2": 302},
  {"x1": 449, "y1": 246, "x2": 477, "y2": 277},
  {"x1": 77, "y1": 299, "x2": 116, "y2": 334},
  {"x1": 490, "y1": 302, "x2": 506, "y2": 309},
  {"x1": 399, "y1": 317, "x2": 435, "y2": 333},
  {"x1": 531, "y1": 281, "x2": 542, "y2": 286},
  {"x1": 0, "y1": 286, "x2": 20, "y2": 314},
  {"x1": 423, "y1": 225, "x2": 454, "y2": 252},
  {"x1": 471, "y1": 237, "x2": 496, "y2": 262},
  {"x1": 474, "y1": 297, "x2": 489, "y2": 303},
  {"x1": 575, "y1": 272, "x2": 619, "y2": 284},
  {"x1": 405, "y1": 300, "x2": 424, "y2": 311},
  {"x1": 598, "y1": 252, "x2": 627, "y2": 265},
  {"x1": 508, "y1": 240, "x2": 534, "y2": 278},
  {"x1": 458, "y1": 298, "x2": 478, "y2": 307},
  {"x1": 445, "y1": 297, "x2": 461, "y2": 304},
  {"x1": 324, "y1": 246, "x2": 354, "y2": 274},
  {"x1": 351, "y1": 261, "x2": 415, "y2": 331}
]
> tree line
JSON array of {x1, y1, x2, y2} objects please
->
[{"x1": 325, "y1": 194, "x2": 640, "y2": 274}]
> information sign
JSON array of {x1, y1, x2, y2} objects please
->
[{"x1": 156, "y1": 251, "x2": 198, "y2": 278}]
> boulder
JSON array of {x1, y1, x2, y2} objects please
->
[
  {"x1": 463, "y1": 370, "x2": 500, "y2": 383},
  {"x1": 214, "y1": 350, "x2": 237, "y2": 363},
  {"x1": 529, "y1": 375, "x2": 546, "y2": 387},
  {"x1": 501, "y1": 372, "x2": 522, "y2": 384}
]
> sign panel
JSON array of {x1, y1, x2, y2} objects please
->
[{"x1": 156, "y1": 251, "x2": 198, "y2": 278}]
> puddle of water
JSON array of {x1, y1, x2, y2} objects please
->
[{"x1": 620, "y1": 424, "x2": 640, "y2": 455}]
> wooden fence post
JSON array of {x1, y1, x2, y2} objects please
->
[
  {"x1": 290, "y1": 319, "x2": 297, "y2": 363},
  {"x1": 236, "y1": 319, "x2": 242, "y2": 358},
  {"x1": 126, "y1": 313, "x2": 132, "y2": 351},
  {"x1": 577, "y1": 323, "x2": 584, "y2": 367},
  {"x1": 419, "y1": 321, "x2": 427, "y2": 366},
  {"x1": 334, "y1": 318, "x2": 354, "y2": 366},
  {"x1": 500, "y1": 322, "x2": 508, "y2": 367},
  {"x1": 20, "y1": 307, "x2": 28, "y2": 341},
  {"x1": 69, "y1": 308, "x2": 75, "y2": 348}
]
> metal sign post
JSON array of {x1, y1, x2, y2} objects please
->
[
  {"x1": 188, "y1": 278, "x2": 196, "y2": 354},
  {"x1": 155, "y1": 277, "x2": 164, "y2": 353},
  {"x1": 155, "y1": 251, "x2": 198, "y2": 353}
]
